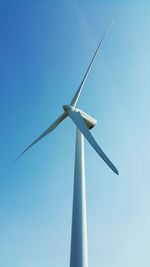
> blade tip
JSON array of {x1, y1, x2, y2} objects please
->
[
  {"x1": 14, "y1": 156, "x2": 20, "y2": 163},
  {"x1": 115, "y1": 169, "x2": 119, "y2": 175}
]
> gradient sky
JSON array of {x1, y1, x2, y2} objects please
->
[{"x1": 0, "y1": 1, "x2": 150, "y2": 266}]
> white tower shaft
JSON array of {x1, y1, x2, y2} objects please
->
[{"x1": 70, "y1": 128, "x2": 88, "y2": 267}]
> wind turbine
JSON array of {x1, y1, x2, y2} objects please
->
[{"x1": 16, "y1": 23, "x2": 119, "y2": 267}]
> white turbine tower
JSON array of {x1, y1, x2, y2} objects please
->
[{"x1": 16, "y1": 23, "x2": 119, "y2": 267}]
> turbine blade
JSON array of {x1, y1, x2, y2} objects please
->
[
  {"x1": 68, "y1": 109, "x2": 119, "y2": 175},
  {"x1": 16, "y1": 112, "x2": 67, "y2": 161},
  {"x1": 70, "y1": 21, "x2": 114, "y2": 107}
]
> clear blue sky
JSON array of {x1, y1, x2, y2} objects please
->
[{"x1": 0, "y1": 0, "x2": 150, "y2": 266}]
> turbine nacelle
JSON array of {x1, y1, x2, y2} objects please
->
[{"x1": 63, "y1": 105, "x2": 97, "y2": 129}]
